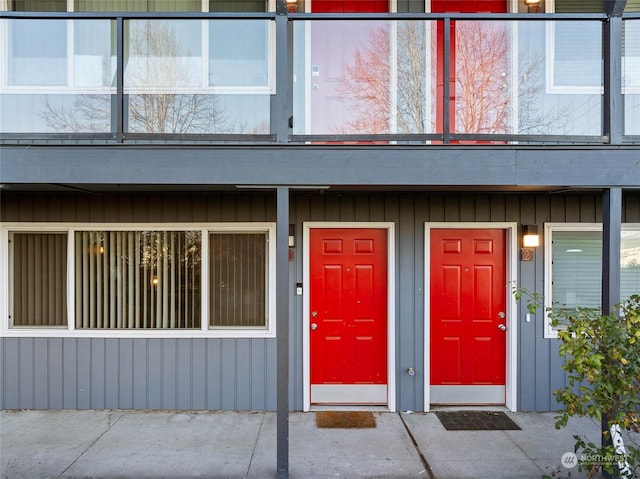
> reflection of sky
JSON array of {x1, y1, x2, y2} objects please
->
[{"x1": 622, "y1": 230, "x2": 640, "y2": 268}]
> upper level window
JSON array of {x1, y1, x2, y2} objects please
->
[
  {"x1": 7, "y1": 0, "x2": 66, "y2": 10},
  {"x1": 77, "y1": 0, "x2": 202, "y2": 11},
  {"x1": 3, "y1": 0, "x2": 271, "y2": 11},
  {"x1": 2, "y1": 224, "x2": 275, "y2": 337},
  {"x1": 544, "y1": 224, "x2": 640, "y2": 338},
  {"x1": 547, "y1": 0, "x2": 603, "y2": 93}
]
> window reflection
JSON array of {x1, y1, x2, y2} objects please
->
[{"x1": 9, "y1": 20, "x2": 67, "y2": 86}]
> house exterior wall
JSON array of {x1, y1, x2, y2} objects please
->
[{"x1": 2, "y1": 190, "x2": 638, "y2": 412}]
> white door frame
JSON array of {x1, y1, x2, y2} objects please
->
[
  {"x1": 303, "y1": 222, "x2": 396, "y2": 412},
  {"x1": 424, "y1": 222, "x2": 518, "y2": 412}
]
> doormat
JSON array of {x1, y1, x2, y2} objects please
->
[
  {"x1": 316, "y1": 411, "x2": 377, "y2": 429},
  {"x1": 435, "y1": 411, "x2": 521, "y2": 431}
]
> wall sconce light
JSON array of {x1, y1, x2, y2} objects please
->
[
  {"x1": 288, "y1": 224, "x2": 296, "y2": 261},
  {"x1": 286, "y1": 0, "x2": 298, "y2": 12},
  {"x1": 524, "y1": 0, "x2": 540, "y2": 12},
  {"x1": 522, "y1": 225, "x2": 540, "y2": 247},
  {"x1": 288, "y1": 224, "x2": 296, "y2": 248},
  {"x1": 521, "y1": 225, "x2": 539, "y2": 261}
]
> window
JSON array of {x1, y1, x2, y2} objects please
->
[
  {"x1": 544, "y1": 224, "x2": 640, "y2": 338},
  {"x1": 1, "y1": 224, "x2": 275, "y2": 337},
  {"x1": 546, "y1": 1, "x2": 603, "y2": 93},
  {"x1": 74, "y1": 231, "x2": 202, "y2": 329},
  {"x1": 7, "y1": 0, "x2": 66, "y2": 11},
  {"x1": 9, "y1": 232, "x2": 68, "y2": 327},
  {"x1": 2, "y1": 0, "x2": 272, "y2": 11},
  {"x1": 209, "y1": 233, "x2": 267, "y2": 328}
]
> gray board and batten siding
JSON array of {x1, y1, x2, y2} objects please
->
[{"x1": 2, "y1": 190, "x2": 640, "y2": 412}]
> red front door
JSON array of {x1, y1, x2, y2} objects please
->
[
  {"x1": 430, "y1": 228, "x2": 507, "y2": 405},
  {"x1": 309, "y1": 228, "x2": 388, "y2": 404},
  {"x1": 309, "y1": 0, "x2": 390, "y2": 140},
  {"x1": 432, "y1": 0, "x2": 509, "y2": 142}
]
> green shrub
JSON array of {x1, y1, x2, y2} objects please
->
[{"x1": 515, "y1": 290, "x2": 640, "y2": 478}]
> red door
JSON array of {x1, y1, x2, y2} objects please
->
[
  {"x1": 432, "y1": 0, "x2": 509, "y2": 142},
  {"x1": 309, "y1": 228, "x2": 388, "y2": 404},
  {"x1": 309, "y1": 0, "x2": 389, "y2": 140},
  {"x1": 430, "y1": 228, "x2": 506, "y2": 404}
]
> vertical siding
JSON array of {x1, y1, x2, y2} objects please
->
[
  {"x1": 1, "y1": 191, "x2": 638, "y2": 411},
  {"x1": 1, "y1": 193, "x2": 278, "y2": 411}
]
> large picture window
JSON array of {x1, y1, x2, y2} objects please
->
[
  {"x1": 544, "y1": 224, "x2": 640, "y2": 338},
  {"x1": 75, "y1": 231, "x2": 202, "y2": 330},
  {"x1": 2, "y1": 224, "x2": 275, "y2": 337}
]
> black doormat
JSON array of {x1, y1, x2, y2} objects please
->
[
  {"x1": 316, "y1": 411, "x2": 377, "y2": 429},
  {"x1": 435, "y1": 411, "x2": 521, "y2": 431}
]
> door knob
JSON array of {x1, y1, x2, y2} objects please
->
[
  {"x1": 498, "y1": 311, "x2": 505, "y2": 319},
  {"x1": 498, "y1": 324, "x2": 506, "y2": 331},
  {"x1": 311, "y1": 311, "x2": 318, "y2": 318},
  {"x1": 311, "y1": 323, "x2": 317, "y2": 330}
]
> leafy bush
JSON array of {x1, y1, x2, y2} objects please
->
[{"x1": 515, "y1": 290, "x2": 640, "y2": 478}]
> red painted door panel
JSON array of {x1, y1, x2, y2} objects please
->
[
  {"x1": 313, "y1": 0, "x2": 388, "y2": 12},
  {"x1": 310, "y1": 228, "x2": 387, "y2": 385},
  {"x1": 430, "y1": 229, "x2": 506, "y2": 386}
]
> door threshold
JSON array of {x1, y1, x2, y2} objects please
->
[
  {"x1": 309, "y1": 405, "x2": 390, "y2": 412},
  {"x1": 429, "y1": 405, "x2": 509, "y2": 412}
]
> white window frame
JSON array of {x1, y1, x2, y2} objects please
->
[
  {"x1": 0, "y1": 9, "x2": 117, "y2": 94},
  {"x1": 0, "y1": 222, "x2": 276, "y2": 338},
  {"x1": 544, "y1": 222, "x2": 640, "y2": 338},
  {"x1": 545, "y1": 0, "x2": 640, "y2": 95},
  {"x1": 545, "y1": 2, "x2": 604, "y2": 95},
  {"x1": 1, "y1": 0, "x2": 276, "y2": 96}
]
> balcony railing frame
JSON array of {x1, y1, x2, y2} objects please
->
[{"x1": 0, "y1": 10, "x2": 635, "y2": 145}]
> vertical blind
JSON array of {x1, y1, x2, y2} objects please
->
[
  {"x1": 210, "y1": 233, "x2": 267, "y2": 328},
  {"x1": 9, "y1": 0, "x2": 66, "y2": 11},
  {"x1": 553, "y1": 230, "x2": 640, "y2": 311},
  {"x1": 74, "y1": 231, "x2": 201, "y2": 329},
  {"x1": 11, "y1": 232, "x2": 68, "y2": 327},
  {"x1": 75, "y1": 0, "x2": 201, "y2": 11}
]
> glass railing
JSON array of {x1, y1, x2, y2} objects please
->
[
  {"x1": 0, "y1": 16, "x2": 273, "y2": 138},
  {"x1": 0, "y1": 13, "x2": 635, "y2": 144},
  {"x1": 292, "y1": 18, "x2": 605, "y2": 142},
  {"x1": 624, "y1": 18, "x2": 640, "y2": 137},
  {"x1": 0, "y1": 18, "x2": 116, "y2": 134},
  {"x1": 124, "y1": 19, "x2": 273, "y2": 136}
]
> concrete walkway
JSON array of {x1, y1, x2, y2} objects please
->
[{"x1": 1, "y1": 409, "x2": 606, "y2": 479}]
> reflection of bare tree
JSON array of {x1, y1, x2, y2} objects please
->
[
  {"x1": 336, "y1": 21, "x2": 571, "y2": 137},
  {"x1": 518, "y1": 52, "x2": 570, "y2": 134},
  {"x1": 397, "y1": 22, "x2": 427, "y2": 133},
  {"x1": 43, "y1": 21, "x2": 228, "y2": 134},
  {"x1": 336, "y1": 25, "x2": 391, "y2": 134},
  {"x1": 337, "y1": 21, "x2": 512, "y2": 135},
  {"x1": 454, "y1": 21, "x2": 509, "y2": 134}
]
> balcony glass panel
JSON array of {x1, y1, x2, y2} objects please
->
[
  {"x1": 293, "y1": 18, "x2": 604, "y2": 140},
  {"x1": 124, "y1": 19, "x2": 272, "y2": 135},
  {"x1": 0, "y1": 19, "x2": 115, "y2": 133},
  {"x1": 453, "y1": 20, "x2": 603, "y2": 138},
  {"x1": 292, "y1": 20, "x2": 436, "y2": 137},
  {"x1": 624, "y1": 19, "x2": 640, "y2": 136}
]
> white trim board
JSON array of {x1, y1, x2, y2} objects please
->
[
  {"x1": 423, "y1": 222, "x2": 518, "y2": 413},
  {"x1": 302, "y1": 222, "x2": 397, "y2": 412}
]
